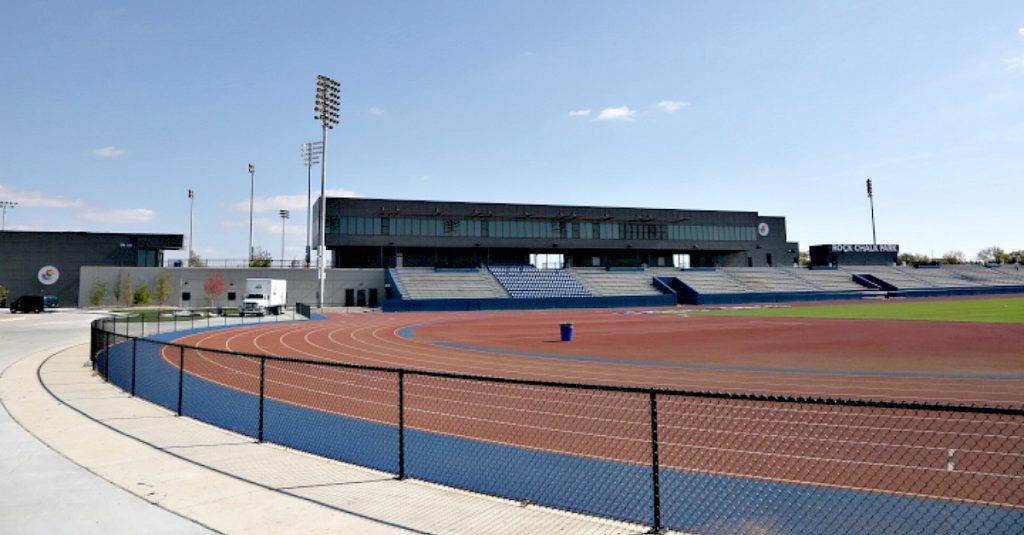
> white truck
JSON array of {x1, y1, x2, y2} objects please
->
[{"x1": 240, "y1": 278, "x2": 287, "y2": 316}]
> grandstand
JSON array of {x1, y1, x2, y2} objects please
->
[
  {"x1": 389, "y1": 268, "x2": 509, "y2": 299},
  {"x1": 488, "y1": 265, "x2": 591, "y2": 298},
  {"x1": 570, "y1": 268, "x2": 663, "y2": 296}
]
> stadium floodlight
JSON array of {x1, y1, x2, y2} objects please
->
[
  {"x1": 279, "y1": 209, "x2": 290, "y2": 267},
  {"x1": 314, "y1": 74, "x2": 340, "y2": 307},
  {"x1": 0, "y1": 200, "x2": 17, "y2": 231},
  {"x1": 301, "y1": 141, "x2": 323, "y2": 266},
  {"x1": 248, "y1": 163, "x2": 256, "y2": 265},
  {"x1": 188, "y1": 189, "x2": 195, "y2": 266},
  {"x1": 866, "y1": 178, "x2": 877, "y2": 245}
]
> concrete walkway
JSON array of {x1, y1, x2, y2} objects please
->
[{"x1": 2, "y1": 338, "x2": 649, "y2": 534}]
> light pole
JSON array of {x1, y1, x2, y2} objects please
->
[
  {"x1": 866, "y1": 178, "x2": 877, "y2": 245},
  {"x1": 301, "y1": 142, "x2": 323, "y2": 267},
  {"x1": 0, "y1": 200, "x2": 17, "y2": 231},
  {"x1": 187, "y1": 189, "x2": 195, "y2": 266},
  {"x1": 247, "y1": 163, "x2": 255, "y2": 265},
  {"x1": 314, "y1": 74, "x2": 340, "y2": 307},
  {"x1": 279, "y1": 209, "x2": 290, "y2": 267}
]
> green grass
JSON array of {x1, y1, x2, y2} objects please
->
[{"x1": 690, "y1": 297, "x2": 1024, "y2": 324}]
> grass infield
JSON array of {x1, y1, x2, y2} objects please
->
[{"x1": 690, "y1": 297, "x2": 1024, "y2": 324}]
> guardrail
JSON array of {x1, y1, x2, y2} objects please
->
[{"x1": 90, "y1": 318, "x2": 1024, "y2": 535}]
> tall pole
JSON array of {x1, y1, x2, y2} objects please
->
[
  {"x1": 248, "y1": 163, "x2": 255, "y2": 265},
  {"x1": 188, "y1": 188, "x2": 195, "y2": 264},
  {"x1": 0, "y1": 200, "x2": 17, "y2": 231},
  {"x1": 866, "y1": 178, "x2": 877, "y2": 245},
  {"x1": 301, "y1": 142, "x2": 322, "y2": 267},
  {"x1": 279, "y1": 210, "x2": 290, "y2": 267},
  {"x1": 314, "y1": 75, "x2": 340, "y2": 307}
]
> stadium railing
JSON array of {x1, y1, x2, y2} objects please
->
[{"x1": 90, "y1": 317, "x2": 1024, "y2": 535}]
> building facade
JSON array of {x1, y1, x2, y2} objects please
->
[
  {"x1": 316, "y1": 198, "x2": 799, "y2": 270},
  {"x1": 0, "y1": 231, "x2": 182, "y2": 306}
]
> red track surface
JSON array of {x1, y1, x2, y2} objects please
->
[{"x1": 165, "y1": 307, "x2": 1024, "y2": 509}]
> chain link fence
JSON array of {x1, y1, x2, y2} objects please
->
[{"x1": 91, "y1": 317, "x2": 1024, "y2": 534}]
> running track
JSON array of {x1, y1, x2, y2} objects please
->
[{"x1": 159, "y1": 309, "x2": 1024, "y2": 512}]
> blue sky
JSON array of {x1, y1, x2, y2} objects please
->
[{"x1": 1, "y1": 1, "x2": 1022, "y2": 262}]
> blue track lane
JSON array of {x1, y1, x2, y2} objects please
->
[{"x1": 95, "y1": 327, "x2": 1024, "y2": 534}]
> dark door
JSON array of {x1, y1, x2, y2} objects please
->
[
  {"x1": 356, "y1": 289, "x2": 367, "y2": 307},
  {"x1": 344, "y1": 288, "x2": 355, "y2": 307},
  {"x1": 368, "y1": 288, "x2": 379, "y2": 307}
]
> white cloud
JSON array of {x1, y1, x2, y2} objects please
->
[
  {"x1": 1018, "y1": 27, "x2": 1024, "y2": 37},
  {"x1": 419, "y1": 175, "x2": 430, "y2": 182},
  {"x1": 0, "y1": 184, "x2": 84, "y2": 208},
  {"x1": 594, "y1": 106, "x2": 637, "y2": 122},
  {"x1": 657, "y1": 100, "x2": 691, "y2": 112},
  {"x1": 234, "y1": 188, "x2": 360, "y2": 213},
  {"x1": 78, "y1": 207, "x2": 156, "y2": 223},
  {"x1": 91, "y1": 146, "x2": 128, "y2": 158},
  {"x1": 369, "y1": 106, "x2": 384, "y2": 116},
  {"x1": 568, "y1": 109, "x2": 591, "y2": 117}
]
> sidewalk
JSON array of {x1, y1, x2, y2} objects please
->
[{"x1": 2, "y1": 343, "x2": 647, "y2": 534}]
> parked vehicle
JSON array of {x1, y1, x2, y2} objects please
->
[
  {"x1": 43, "y1": 295, "x2": 58, "y2": 308},
  {"x1": 10, "y1": 295, "x2": 45, "y2": 314},
  {"x1": 239, "y1": 279, "x2": 287, "y2": 316}
]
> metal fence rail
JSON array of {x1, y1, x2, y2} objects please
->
[{"x1": 90, "y1": 318, "x2": 1024, "y2": 534}]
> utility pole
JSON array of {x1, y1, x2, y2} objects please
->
[
  {"x1": 248, "y1": 163, "x2": 255, "y2": 265},
  {"x1": 866, "y1": 178, "x2": 877, "y2": 245},
  {"x1": 314, "y1": 75, "x2": 340, "y2": 307},
  {"x1": 187, "y1": 189, "x2": 195, "y2": 266},
  {"x1": 301, "y1": 142, "x2": 323, "y2": 267},
  {"x1": 279, "y1": 209, "x2": 290, "y2": 267},
  {"x1": 0, "y1": 200, "x2": 17, "y2": 231}
]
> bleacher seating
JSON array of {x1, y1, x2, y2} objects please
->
[
  {"x1": 838, "y1": 266, "x2": 937, "y2": 289},
  {"x1": 947, "y1": 264, "x2": 1024, "y2": 286},
  {"x1": 783, "y1": 268, "x2": 864, "y2": 291},
  {"x1": 390, "y1": 268, "x2": 509, "y2": 299},
  {"x1": 489, "y1": 265, "x2": 591, "y2": 298},
  {"x1": 662, "y1": 268, "x2": 753, "y2": 294},
  {"x1": 722, "y1": 267, "x2": 819, "y2": 292},
  {"x1": 571, "y1": 268, "x2": 664, "y2": 296}
]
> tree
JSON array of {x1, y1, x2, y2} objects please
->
[
  {"x1": 940, "y1": 251, "x2": 965, "y2": 265},
  {"x1": 0, "y1": 285, "x2": 7, "y2": 307},
  {"x1": 133, "y1": 285, "x2": 152, "y2": 305},
  {"x1": 189, "y1": 252, "x2": 207, "y2": 267},
  {"x1": 155, "y1": 271, "x2": 171, "y2": 306},
  {"x1": 112, "y1": 271, "x2": 123, "y2": 304},
  {"x1": 1006, "y1": 250, "x2": 1024, "y2": 265},
  {"x1": 89, "y1": 282, "x2": 107, "y2": 307},
  {"x1": 898, "y1": 253, "x2": 931, "y2": 266},
  {"x1": 203, "y1": 271, "x2": 226, "y2": 307},
  {"x1": 119, "y1": 271, "x2": 133, "y2": 306},
  {"x1": 976, "y1": 246, "x2": 1007, "y2": 264},
  {"x1": 798, "y1": 251, "x2": 810, "y2": 267},
  {"x1": 249, "y1": 247, "x2": 273, "y2": 268}
]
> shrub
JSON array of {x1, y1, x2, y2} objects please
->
[{"x1": 133, "y1": 285, "x2": 152, "y2": 305}]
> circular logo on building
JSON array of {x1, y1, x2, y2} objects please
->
[
  {"x1": 38, "y1": 265, "x2": 60, "y2": 285},
  {"x1": 757, "y1": 222, "x2": 770, "y2": 237}
]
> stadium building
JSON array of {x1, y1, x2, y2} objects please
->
[
  {"x1": 317, "y1": 198, "x2": 799, "y2": 270},
  {"x1": 0, "y1": 231, "x2": 183, "y2": 306}
]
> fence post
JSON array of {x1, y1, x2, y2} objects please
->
[
  {"x1": 258, "y1": 356, "x2": 266, "y2": 442},
  {"x1": 157, "y1": 309, "x2": 161, "y2": 335},
  {"x1": 649, "y1": 390, "x2": 662, "y2": 534},
  {"x1": 398, "y1": 370, "x2": 406, "y2": 480},
  {"x1": 103, "y1": 330, "x2": 110, "y2": 381},
  {"x1": 141, "y1": 313, "x2": 145, "y2": 338},
  {"x1": 131, "y1": 338, "x2": 137, "y2": 396},
  {"x1": 177, "y1": 346, "x2": 185, "y2": 416}
]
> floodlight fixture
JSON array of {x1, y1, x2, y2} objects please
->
[
  {"x1": 313, "y1": 74, "x2": 341, "y2": 307},
  {"x1": 0, "y1": 200, "x2": 17, "y2": 231}
]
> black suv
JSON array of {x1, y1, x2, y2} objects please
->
[{"x1": 10, "y1": 295, "x2": 45, "y2": 314}]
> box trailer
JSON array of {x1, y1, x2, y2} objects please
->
[{"x1": 240, "y1": 278, "x2": 287, "y2": 316}]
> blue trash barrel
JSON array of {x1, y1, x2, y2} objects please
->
[{"x1": 560, "y1": 322, "x2": 574, "y2": 342}]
